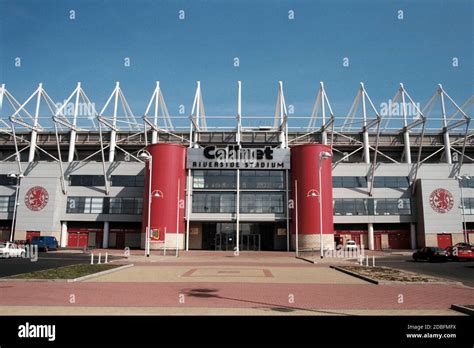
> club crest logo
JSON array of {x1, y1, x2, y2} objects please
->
[
  {"x1": 24, "y1": 186, "x2": 49, "y2": 211},
  {"x1": 150, "y1": 228, "x2": 161, "y2": 241},
  {"x1": 429, "y1": 188, "x2": 454, "y2": 213}
]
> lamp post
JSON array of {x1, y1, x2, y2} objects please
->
[
  {"x1": 8, "y1": 172, "x2": 23, "y2": 242},
  {"x1": 138, "y1": 150, "x2": 152, "y2": 257},
  {"x1": 455, "y1": 175, "x2": 471, "y2": 243},
  {"x1": 318, "y1": 151, "x2": 332, "y2": 259},
  {"x1": 295, "y1": 180, "x2": 299, "y2": 257},
  {"x1": 150, "y1": 189, "x2": 163, "y2": 255},
  {"x1": 307, "y1": 188, "x2": 319, "y2": 257}
]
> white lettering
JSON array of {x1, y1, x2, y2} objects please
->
[{"x1": 18, "y1": 322, "x2": 56, "y2": 341}]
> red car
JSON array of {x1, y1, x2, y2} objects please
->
[{"x1": 445, "y1": 243, "x2": 474, "y2": 261}]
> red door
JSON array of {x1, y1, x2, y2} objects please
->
[
  {"x1": 78, "y1": 233, "x2": 88, "y2": 247},
  {"x1": 67, "y1": 232, "x2": 88, "y2": 247},
  {"x1": 26, "y1": 231, "x2": 40, "y2": 243},
  {"x1": 374, "y1": 234, "x2": 382, "y2": 250},
  {"x1": 116, "y1": 232, "x2": 125, "y2": 249},
  {"x1": 68, "y1": 233, "x2": 78, "y2": 247},
  {"x1": 437, "y1": 234, "x2": 452, "y2": 248},
  {"x1": 388, "y1": 231, "x2": 410, "y2": 249}
]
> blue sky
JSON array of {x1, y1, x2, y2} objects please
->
[{"x1": 0, "y1": 0, "x2": 472, "y2": 129}]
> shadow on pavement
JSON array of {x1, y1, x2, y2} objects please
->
[{"x1": 182, "y1": 287, "x2": 355, "y2": 316}]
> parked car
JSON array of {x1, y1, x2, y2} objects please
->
[
  {"x1": 344, "y1": 240, "x2": 358, "y2": 251},
  {"x1": 0, "y1": 242, "x2": 26, "y2": 258},
  {"x1": 445, "y1": 244, "x2": 474, "y2": 261},
  {"x1": 30, "y1": 236, "x2": 58, "y2": 251},
  {"x1": 412, "y1": 247, "x2": 448, "y2": 262}
]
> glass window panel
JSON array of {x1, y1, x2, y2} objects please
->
[
  {"x1": 385, "y1": 199, "x2": 399, "y2": 214},
  {"x1": 192, "y1": 192, "x2": 235, "y2": 213},
  {"x1": 90, "y1": 198, "x2": 103, "y2": 213},
  {"x1": 109, "y1": 198, "x2": 121, "y2": 214},
  {"x1": 8, "y1": 196, "x2": 15, "y2": 212},
  {"x1": 135, "y1": 198, "x2": 143, "y2": 214},
  {"x1": 373, "y1": 177, "x2": 384, "y2": 188},
  {"x1": 373, "y1": 177, "x2": 409, "y2": 188},
  {"x1": 70, "y1": 175, "x2": 105, "y2": 187},
  {"x1": 0, "y1": 196, "x2": 10, "y2": 212},
  {"x1": 384, "y1": 177, "x2": 399, "y2": 188},
  {"x1": 398, "y1": 177, "x2": 409, "y2": 188},
  {"x1": 240, "y1": 193, "x2": 284, "y2": 213},
  {"x1": 193, "y1": 170, "x2": 236, "y2": 189},
  {"x1": 343, "y1": 199, "x2": 355, "y2": 215},
  {"x1": 342, "y1": 177, "x2": 356, "y2": 188},
  {"x1": 333, "y1": 199, "x2": 344, "y2": 215},
  {"x1": 0, "y1": 176, "x2": 17, "y2": 186},
  {"x1": 240, "y1": 170, "x2": 284, "y2": 189},
  {"x1": 373, "y1": 198, "x2": 384, "y2": 215},
  {"x1": 354, "y1": 199, "x2": 368, "y2": 215},
  {"x1": 111, "y1": 175, "x2": 144, "y2": 187},
  {"x1": 332, "y1": 177, "x2": 343, "y2": 188},
  {"x1": 357, "y1": 177, "x2": 368, "y2": 187},
  {"x1": 334, "y1": 177, "x2": 367, "y2": 188},
  {"x1": 397, "y1": 198, "x2": 411, "y2": 215}
]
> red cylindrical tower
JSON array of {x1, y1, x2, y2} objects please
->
[
  {"x1": 291, "y1": 144, "x2": 334, "y2": 250},
  {"x1": 142, "y1": 143, "x2": 186, "y2": 249}
]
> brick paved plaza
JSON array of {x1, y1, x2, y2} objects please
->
[{"x1": 1, "y1": 251, "x2": 472, "y2": 315}]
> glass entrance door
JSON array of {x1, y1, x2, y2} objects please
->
[{"x1": 201, "y1": 222, "x2": 284, "y2": 251}]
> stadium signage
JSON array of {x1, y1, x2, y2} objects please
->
[{"x1": 187, "y1": 146, "x2": 290, "y2": 169}]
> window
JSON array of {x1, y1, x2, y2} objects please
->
[
  {"x1": 0, "y1": 196, "x2": 14, "y2": 212},
  {"x1": 240, "y1": 193, "x2": 284, "y2": 213},
  {"x1": 459, "y1": 178, "x2": 474, "y2": 188},
  {"x1": 373, "y1": 198, "x2": 411, "y2": 215},
  {"x1": 85, "y1": 197, "x2": 104, "y2": 214},
  {"x1": 240, "y1": 171, "x2": 285, "y2": 189},
  {"x1": 332, "y1": 177, "x2": 367, "y2": 188},
  {"x1": 109, "y1": 197, "x2": 143, "y2": 214},
  {"x1": 66, "y1": 197, "x2": 142, "y2": 214},
  {"x1": 192, "y1": 192, "x2": 235, "y2": 213},
  {"x1": 193, "y1": 170, "x2": 236, "y2": 189},
  {"x1": 0, "y1": 176, "x2": 17, "y2": 186},
  {"x1": 462, "y1": 198, "x2": 474, "y2": 214},
  {"x1": 333, "y1": 199, "x2": 369, "y2": 215},
  {"x1": 333, "y1": 198, "x2": 412, "y2": 216},
  {"x1": 111, "y1": 175, "x2": 144, "y2": 187},
  {"x1": 70, "y1": 175, "x2": 105, "y2": 186},
  {"x1": 373, "y1": 176, "x2": 409, "y2": 188}
]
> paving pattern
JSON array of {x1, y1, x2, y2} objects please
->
[{"x1": 0, "y1": 252, "x2": 472, "y2": 315}]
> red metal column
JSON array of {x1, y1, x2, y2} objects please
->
[
  {"x1": 291, "y1": 144, "x2": 334, "y2": 248},
  {"x1": 142, "y1": 143, "x2": 186, "y2": 242}
]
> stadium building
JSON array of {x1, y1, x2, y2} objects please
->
[{"x1": 0, "y1": 81, "x2": 472, "y2": 252}]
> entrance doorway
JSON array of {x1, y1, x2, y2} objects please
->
[
  {"x1": 202, "y1": 223, "x2": 233, "y2": 250},
  {"x1": 374, "y1": 234, "x2": 382, "y2": 250},
  {"x1": 201, "y1": 222, "x2": 283, "y2": 251}
]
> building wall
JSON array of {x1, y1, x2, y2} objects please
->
[
  {"x1": 416, "y1": 179, "x2": 464, "y2": 247},
  {"x1": 0, "y1": 156, "x2": 473, "y2": 250}
]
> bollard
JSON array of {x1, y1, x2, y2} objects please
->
[
  {"x1": 98, "y1": 253, "x2": 101, "y2": 264},
  {"x1": 105, "y1": 252, "x2": 108, "y2": 264},
  {"x1": 90, "y1": 253, "x2": 94, "y2": 265}
]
